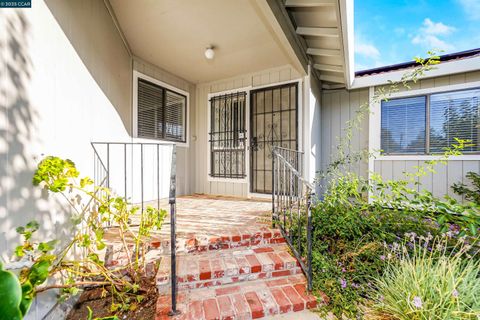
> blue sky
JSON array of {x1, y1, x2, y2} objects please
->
[{"x1": 354, "y1": 0, "x2": 480, "y2": 71}]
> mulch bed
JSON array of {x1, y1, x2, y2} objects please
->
[{"x1": 66, "y1": 283, "x2": 158, "y2": 320}]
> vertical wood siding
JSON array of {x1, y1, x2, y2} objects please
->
[
  {"x1": 322, "y1": 71, "x2": 480, "y2": 200},
  {"x1": 321, "y1": 88, "x2": 370, "y2": 179},
  {"x1": 374, "y1": 71, "x2": 480, "y2": 201}
]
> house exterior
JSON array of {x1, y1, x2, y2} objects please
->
[{"x1": 1, "y1": 0, "x2": 479, "y2": 318}]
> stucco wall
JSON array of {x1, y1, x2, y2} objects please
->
[{"x1": 0, "y1": 1, "x2": 132, "y2": 318}]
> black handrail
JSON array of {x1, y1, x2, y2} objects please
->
[
  {"x1": 272, "y1": 146, "x2": 314, "y2": 291},
  {"x1": 91, "y1": 142, "x2": 179, "y2": 314}
]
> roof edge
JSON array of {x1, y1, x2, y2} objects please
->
[{"x1": 355, "y1": 48, "x2": 480, "y2": 77}]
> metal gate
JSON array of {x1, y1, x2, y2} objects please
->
[{"x1": 250, "y1": 83, "x2": 298, "y2": 193}]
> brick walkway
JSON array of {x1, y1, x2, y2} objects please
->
[{"x1": 105, "y1": 194, "x2": 320, "y2": 319}]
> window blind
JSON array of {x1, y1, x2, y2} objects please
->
[
  {"x1": 429, "y1": 88, "x2": 479, "y2": 153},
  {"x1": 381, "y1": 96, "x2": 426, "y2": 154},
  {"x1": 137, "y1": 78, "x2": 186, "y2": 142}
]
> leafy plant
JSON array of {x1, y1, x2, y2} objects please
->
[
  {"x1": 1, "y1": 156, "x2": 167, "y2": 318},
  {"x1": 452, "y1": 171, "x2": 480, "y2": 205},
  {"x1": 0, "y1": 263, "x2": 24, "y2": 320},
  {"x1": 369, "y1": 236, "x2": 480, "y2": 320}
]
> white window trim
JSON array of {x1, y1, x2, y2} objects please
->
[
  {"x1": 133, "y1": 70, "x2": 190, "y2": 147},
  {"x1": 368, "y1": 80, "x2": 480, "y2": 163}
]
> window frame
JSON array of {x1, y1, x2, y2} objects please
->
[
  {"x1": 378, "y1": 85, "x2": 480, "y2": 157},
  {"x1": 133, "y1": 71, "x2": 189, "y2": 147}
]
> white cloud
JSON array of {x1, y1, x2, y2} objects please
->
[
  {"x1": 457, "y1": 0, "x2": 480, "y2": 20},
  {"x1": 355, "y1": 43, "x2": 380, "y2": 58},
  {"x1": 422, "y1": 18, "x2": 455, "y2": 35},
  {"x1": 411, "y1": 18, "x2": 456, "y2": 51}
]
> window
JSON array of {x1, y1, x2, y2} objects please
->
[
  {"x1": 429, "y1": 89, "x2": 479, "y2": 153},
  {"x1": 381, "y1": 88, "x2": 480, "y2": 155},
  {"x1": 381, "y1": 96, "x2": 426, "y2": 154},
  {"x1": 136, "y1": 78, "x2": 187, "y2": 143},
  {"x1": 209, "y1": 92, "x2": 247, "y2": 179}
]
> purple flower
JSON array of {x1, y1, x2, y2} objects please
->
[
  {"x1": 380, "y1": 255, "x2": 386, "y2": 261},
  {"x1": 413, "y1": 296, "x2": 422, "y2": 308},
  {"x1": 452, "y1": 289, "x2": 459, "y2": 298},
  {"x1": 340, "y1": 278, "x2": 347, "y2": 289},
  {"x1": 342, "y1": 268, "x2": 346, "y2": 273},
  {"x1": 351, "y1": 282, "x2": 360, "y2": 289}
]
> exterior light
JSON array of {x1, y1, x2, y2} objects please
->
[{"x1": 205, "y1": 46, "x2": 215, "y2": 60}]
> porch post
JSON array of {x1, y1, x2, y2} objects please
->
[
  {"x1": 168, "y1": 145, "x2": 180, "y2": 316},
  {"x1": 272, "y1": 146, "x2": 276, "y2": 228}
]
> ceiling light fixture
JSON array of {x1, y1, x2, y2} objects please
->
[{"x1": 205, "y1": 46, "x2": 215, "y2": 60}]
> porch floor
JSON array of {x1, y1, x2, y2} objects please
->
[{"x1": 154, "y1": 194, "x2": 272, "y2": 239}]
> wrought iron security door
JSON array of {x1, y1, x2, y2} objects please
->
[
  {"x1": 250, "y1": 83, "x2": 298, "y2": 194},
  {"x1": 209, "y1": 92, "x2": 247, "y2": 179}
]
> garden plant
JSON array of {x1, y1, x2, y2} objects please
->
[
  {"x1": 1, "y1": 156, "x2": 166, "y2": 319},
  {"x1": 308, "y1": 51, "x2": 480, "y2": 318}
]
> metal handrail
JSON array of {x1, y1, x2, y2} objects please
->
[
  {"x1": 91, "y1": 142, "x2": 179, "y2": 315},
  {"x1": 272, "y1": 146, "x2": 314, "y2": 291}
]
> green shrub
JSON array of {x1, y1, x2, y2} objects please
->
[
  {"x1": 370, "y1": 236, "x2": 480, "y2": 320},
  {"x1": 452, "y1": 171, "x2": 480, "y2": 205},
  {"x1": 310, "y1": 173, "x2": 438, "y2": 317}
]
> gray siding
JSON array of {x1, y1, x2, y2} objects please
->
[
  {"x1": 321, "y1": 71, "x2": 480, "y2": 200},
  {"x1": 321, "y1": 88, "x2": 369, "y2": 178},
  {"x1": 374, "y1": 71, "x2": 480, "y2": 200}
]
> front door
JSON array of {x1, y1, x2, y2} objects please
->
[{"x1": 250, "y1": 83, "x2": 298, "y2": 194}]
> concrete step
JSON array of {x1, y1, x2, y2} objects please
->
[
  {"x1": 157, "y1": 244, "x2": 302, "y2": 292},
  {"x1": 155, "y1": 275, "x2": 319, "y2": 320}
]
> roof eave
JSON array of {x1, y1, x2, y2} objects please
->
[{"x1": 350, "y1": 55, "x2": 480, "y2": 89}]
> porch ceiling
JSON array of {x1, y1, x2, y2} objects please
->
[
  {"x1": 109, "y1": 0, "x2": 295, "y2": 84},
  {"x1": 282, "y1": 0, "x2": 354, "y2": 88}
]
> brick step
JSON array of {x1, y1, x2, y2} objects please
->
[
  {"x1": 172, "y1": 227, "x2": 286, "y2": 254},
  {"x1": 104, "y1": 226, "x2": 286, "y2": 268},
  {"x1": 156, "y1": 274, "x2": 319, "y2": 320},
  {"x1": 157, "y1": 244, "x2": 301, "y2": 292}
]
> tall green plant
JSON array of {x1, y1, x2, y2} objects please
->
[
  {"x1": 2, "y1": 156, "x2": 167, "y2": 318},
  {"x1": 370, "y1": 236, "x2": 480, "y2": 320}
]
